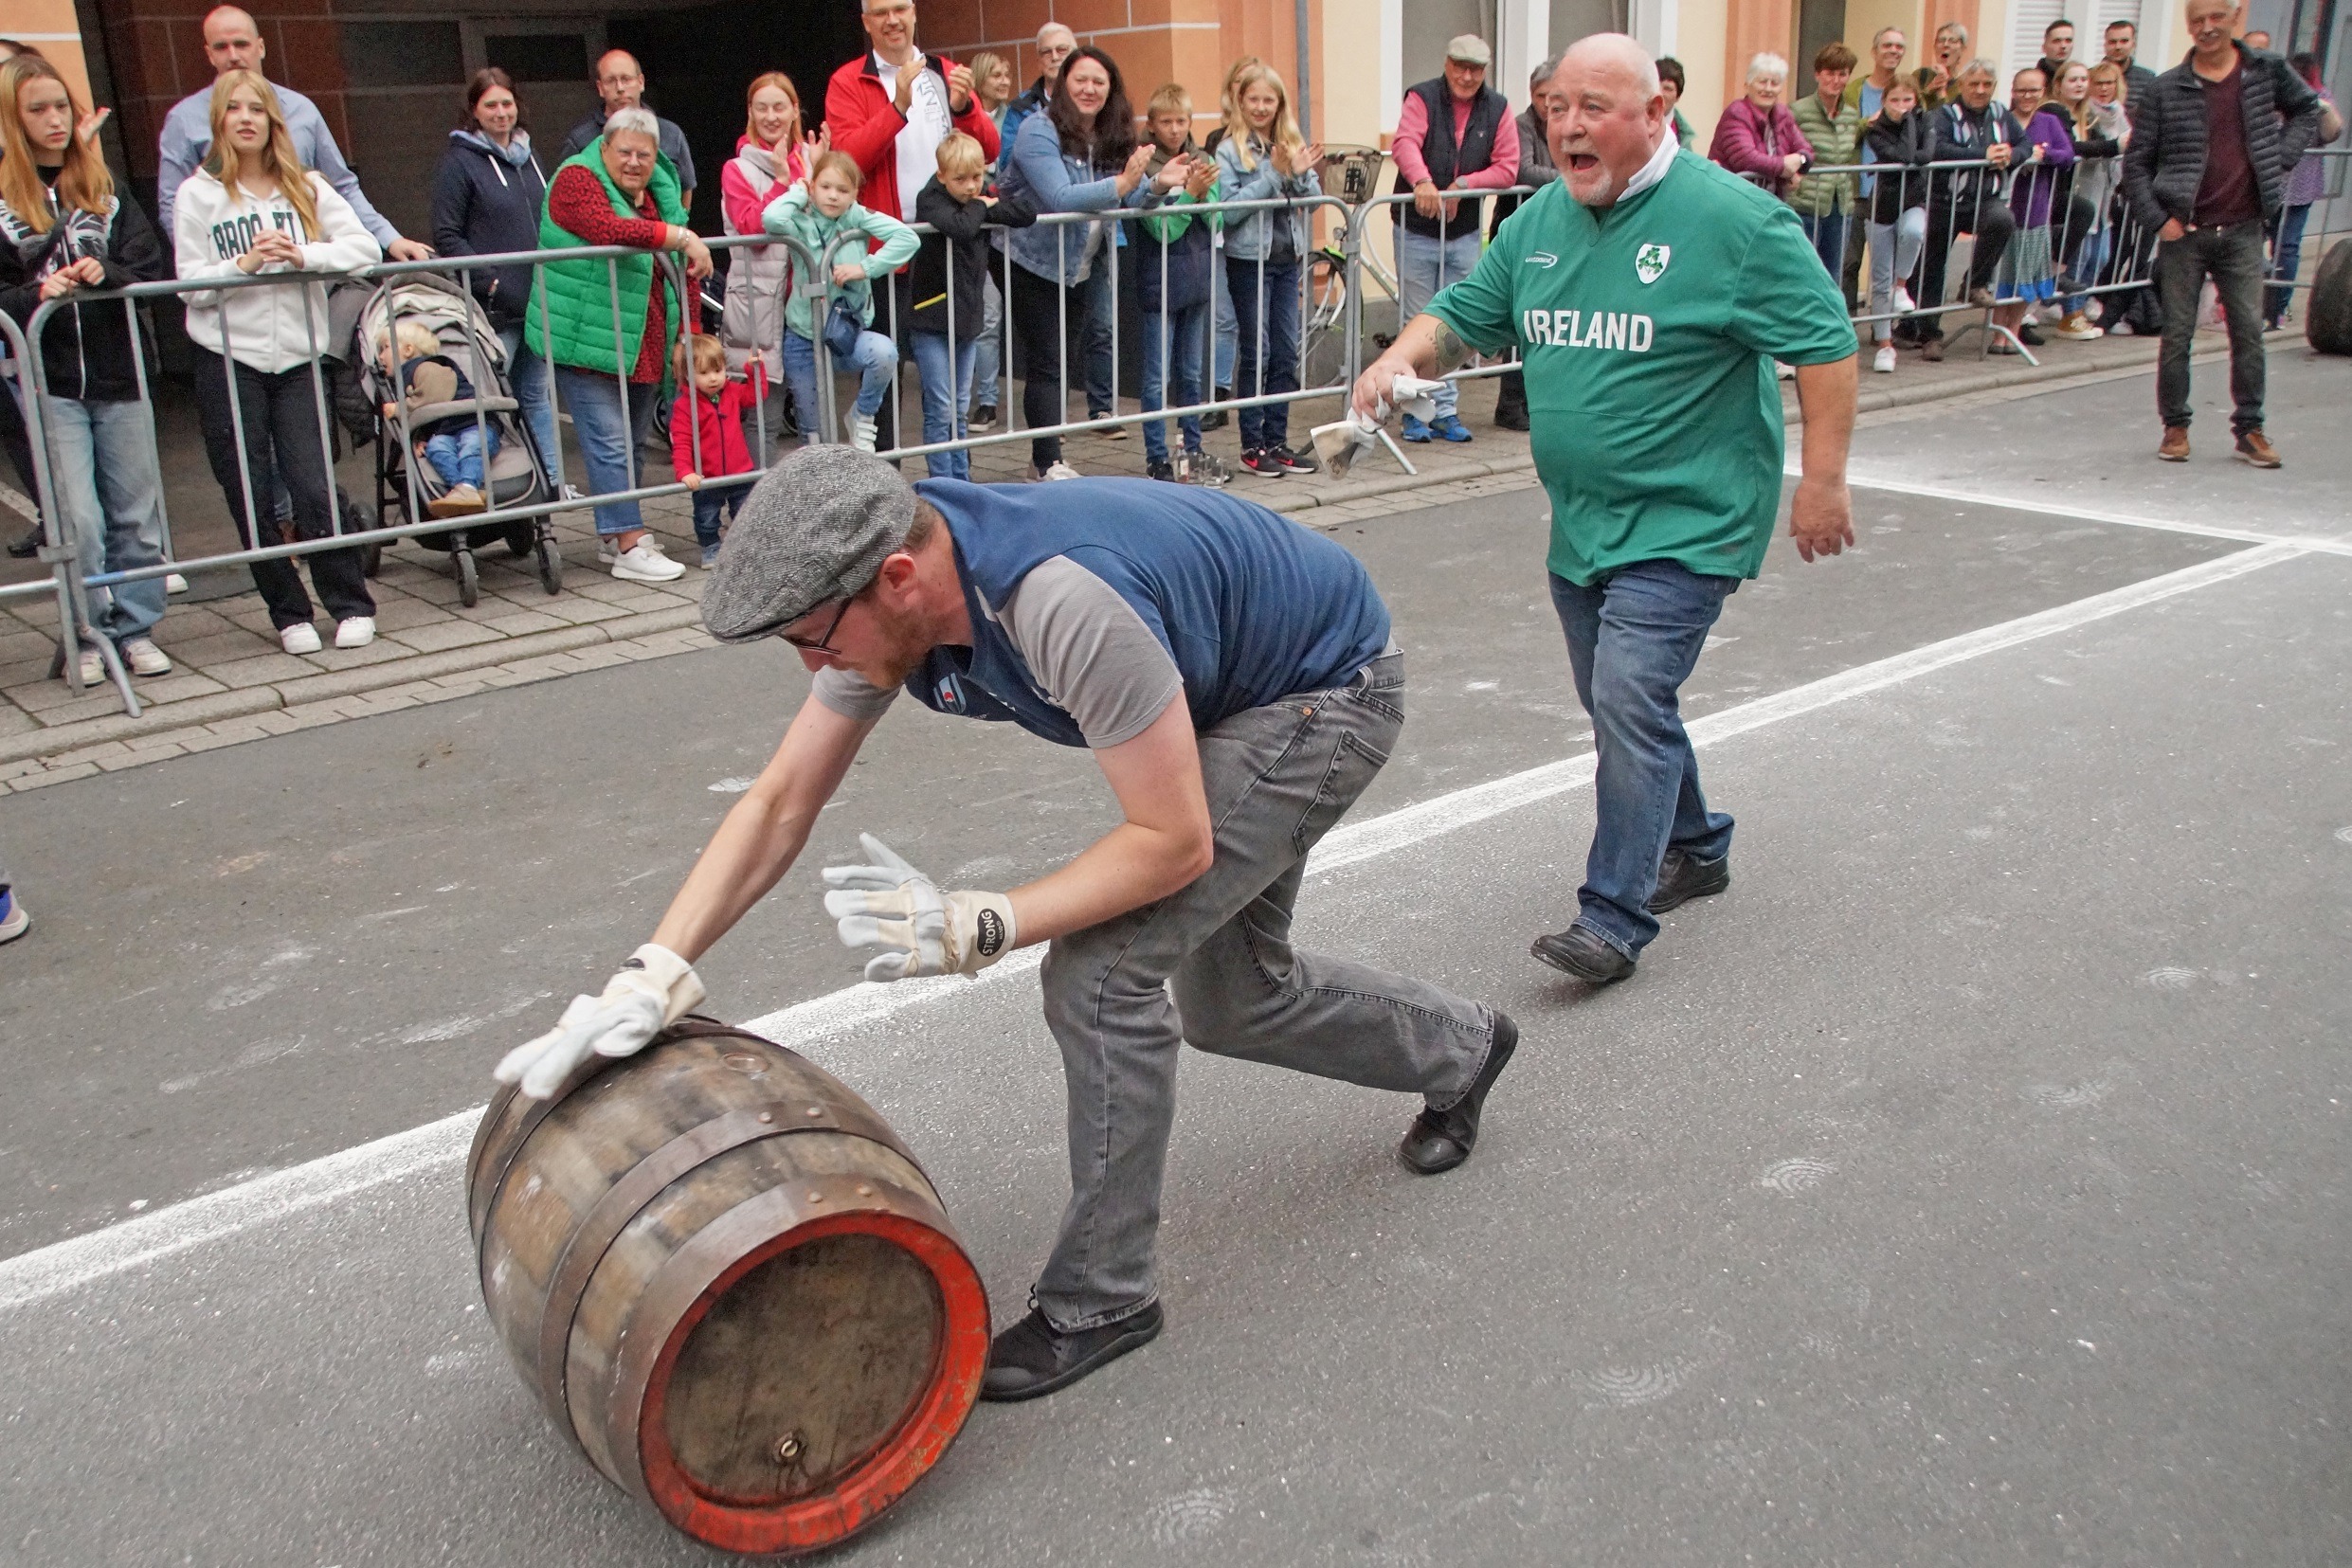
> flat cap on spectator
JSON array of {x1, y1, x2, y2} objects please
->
[
  {"x1": 700, "y1": 446, "x2": 918, "y2": 643},
  {"x1": 1445, "y1": 34, "x2": 1493, "y2": 66}
]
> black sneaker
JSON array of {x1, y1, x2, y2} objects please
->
[
  {"x1": 1147, "y1": 459, "x2": 1179, "y2": 482},
  {"x1": 969, "y1": 404, "x2": 998, "y2": 432},
  {"x1": 2018, "y1": 321, "x2": 2046, "y2": 347},
  {"x1": 1529, "y1": 921, "x2": 1635, "y2": 984},
  {"x1": 1493, "y1": 400, "x2": 1530, "y2": 432},
  {"x1": 982, "y1": 1302, "x2": 1164, "y2": 1401},
  {"x1": 1646, "y1": 849, "x2": 1730, "y2": 913},
  {"x1": 1201, "y1": 394, "x2": 1231, "y2": 432},
  {"x1": 1239, "y1": 448, "x2": 1286, "y2": 478},
  {"x1": 1398, "y1": 1012, "x2": 1519, "y2": 1175},
  {"x1": 1274, "y1": 444, "x2": 1318, "y2": 476}
]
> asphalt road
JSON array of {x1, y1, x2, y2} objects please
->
[{"x1": 2, "y1": 353, "x2": 2348, "y2": 1566}]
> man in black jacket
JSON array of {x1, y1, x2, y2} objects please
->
[
  {"x1": 2123, "y1": 0, "x2": 2322, "y2": 465},
  {"x1": 2102, "y1": 21, "x2": 2161, "y2": 104},
  {"x1": 1912, "y1": 62, "x2": 2021, "y2": 360},
  {"x1": 556, "y1": 51, "x2": 696, "y2": 209},
  {"x1": 1490, "y1": 58, "x2": 1561, "y2": 432}
]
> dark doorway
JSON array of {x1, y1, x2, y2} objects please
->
[
  {"x1": 1796, "y1": 0, "x2": 1848, "y2": 79},
  {"x1": 609, "y1": 1, "x2": 869, "y2": 238}
]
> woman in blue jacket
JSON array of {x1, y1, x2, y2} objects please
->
[
  {"x1": 994, "y1": 45, "x2": 1155, "y2": 480},
  {"x1": 429, "y1": 69, "x2": 556, "y2": 470},
  {"x1": 1213, "y1": 62, "x2": 1321, "y2": 477}
]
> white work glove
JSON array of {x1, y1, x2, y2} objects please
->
[
  {"x1": 494, "y1": 944, "x2": 707, "y2": 1099},
  {"x1": 1383, "y1": 375, "x2": 1446, "y2": 424},
  {"x1": 822, "y1": 833, "x2": 1017, "y2": 982}
]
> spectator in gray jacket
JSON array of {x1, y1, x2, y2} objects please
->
[
  {"x1": 2123, "y1": 0, "x2": 2321, "y2": 466},
  {"x1": 1489, "y1": 58, "x2": 1559, "y2": 432},
  {"x1": 155, "y1": 6, "x2": 430, "y2": 261}
]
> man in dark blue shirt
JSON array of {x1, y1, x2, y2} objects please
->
[{"x1": 497, "y1": 447, "x2": 1518, "y2": 1400}]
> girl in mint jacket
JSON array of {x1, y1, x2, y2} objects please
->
[{"x1": 760, "y1": 152, "x2": 917, "y2": 451}]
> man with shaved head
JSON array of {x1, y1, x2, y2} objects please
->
[
  {"x1": 556, "y1": 49, "x2": 696, "y2": 208},
  {"x1": 156, "y1": 5, "x2": 428, "y2": 259},
  {"x1": 1355, "y1": 33, "x2": 1858, "y2": 987}
]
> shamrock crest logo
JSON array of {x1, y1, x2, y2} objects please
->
[{"x1": 1635, "y1": 243, "x2": 1671, "y2": 284}]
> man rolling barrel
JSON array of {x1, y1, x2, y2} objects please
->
[{"x1": 497, "y1": 446, "x2": 1517, "y2": 1401}]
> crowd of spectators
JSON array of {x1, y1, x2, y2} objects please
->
[{"x1": 0, "y1": 2, "x2": 2343, "y2": 676}]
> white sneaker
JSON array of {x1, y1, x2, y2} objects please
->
[
  {"x1": 165, "y1": 572, "x2": 190, "y2": 594},
  {"x1": 1873, "y1": 344, "x2": 1897, "y2": 374},
  {"x1": 121, "y1": 636, "x2": 172, "y2": 676},
  {"x1": 74, "y1": 642, "x2": 102, "y2": 684},
  {"x1": 280, "y1": 622, "x2": 323, "y2": 655},
  {"x1": 334, "y1": 616, "x2": 376, "y2": 649},
  {"x1": 1892, "y1": 284, "x2": 1917, "y2": 314},
  {"x1": 846, "y1": 412, "x2": 878, "y2": 454},
  {"x1": 561, "y1": 483, "x2": 587, "y2": 502},
  {"x1": 597, "y1": 532, "x2": 668, "y2": 565},
  {"x1": 1034, "y1": 460, "x2": 1081, "y2": 481},
  {"x1": 611, "y1": 541, "x2": 685, "y2": 583},
  {"x1": 0, "y1": 891, "x2": 27, "y2": 946}
]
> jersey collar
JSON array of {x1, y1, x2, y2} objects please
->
[{"x1": 1620, "y1": 132, "x2": 1678, "y2": 201}]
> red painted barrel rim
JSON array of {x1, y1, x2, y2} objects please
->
[{"x1": 635, "y1": 1211, "x2": 990, "y2": 1556}]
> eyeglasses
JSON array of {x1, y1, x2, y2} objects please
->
[{"x1": 777, "y1": 596, "x2": 853, "y2": 654}]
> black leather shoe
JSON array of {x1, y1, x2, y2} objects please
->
[
  {"x1": 7, "y1": 523, "x2": 39, "y2": 559},
  {"x1": 981, "y1": 1302, "x2": 1163, "y2": 1401},
  {"x1": 1493, "y1": 399, "x2": 1530, "y2": 432},
  {"x1": 1646, "y1": 848, "x2": 1730, "y2": 913},
  {"x1": 1399, "y1": 1011, "x2": 1518, "y2": 1175},
  {"x1": 1529, "y1": 921, "x2": 1635, "y2": 984}
]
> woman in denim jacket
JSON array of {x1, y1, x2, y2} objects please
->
[
  {"x1": 1213, "y1": 63, "x2": 1321, "y2": 477},
  {"x1": 995, "y1": 45, "x2": 1158, "y2": 479}
]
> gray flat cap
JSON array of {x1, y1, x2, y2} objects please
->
[{"x1": 701, "y1": 446, "x2": 918, "y2": 643}]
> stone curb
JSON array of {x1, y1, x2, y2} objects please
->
[{"x1": 0, "y1": 601, "x2": 708, "y2": 769}]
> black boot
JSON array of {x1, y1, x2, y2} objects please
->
[
  {"x1": 982, "y1": 1301, "x2": 1164, "y2": 1401},
  {"x1": 1529, "y1": 922, "x2": 1635, "y2": 984},
  {"x1": 1398, "y1": 1012, "x2": 1519, "y2": 1175},
  {"x1": 1493, "y1": 370, "x2": 1529, "y2": 432},
  {"x1": 1646, "y1": 848, "x2": 1730, "y2": 913}
]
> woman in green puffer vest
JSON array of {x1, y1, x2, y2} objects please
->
[
  {"x1": 1789, "y1": 43, "x2": 1866, "y2": 306},
  {"x1": 526, "y1": 107, "x2": 712, "y2": 584}
]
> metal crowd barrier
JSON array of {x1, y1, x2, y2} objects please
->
[{"x1": 6, "y1": 149, "x2": 2342, "y2": 718}]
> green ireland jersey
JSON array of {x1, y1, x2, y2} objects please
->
[{"x1": 1425, "y1": 151, "x2": 1855, "y2": 586}]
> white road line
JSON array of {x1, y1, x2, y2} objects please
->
[
  {"x1": 1830, "y1": 469, "x2": 2352, "y2": 559},
  {"x1": 0, "y1": 538, "x2": 2311, "y2": 1314}
]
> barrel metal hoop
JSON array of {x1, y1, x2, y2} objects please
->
[
  {"x1": 534, "y1": 1103, "x2": 890, "y2": 1443},
  {"x1": 602, "y1": 1172, "x2": 972, "y2": 1510}
]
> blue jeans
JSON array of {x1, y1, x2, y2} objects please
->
[
  {"x1": 782, "y1": 327, "x2": 896, "y2": 436},
  {"x1": 552, "y1": 366, "x2": 658, "y2": 536},
  {"x1": 1085, "y1": 253, "x2": 1116, "y2": 416},
  {"x1": 1227, "y1": 257, "x2": 1301, "y2": 452},
  {"x1": 47, "y1": 396, "x2": 167, "y2": 644},
  {"x1": 1548, "y1": 561, "x2": 1738, "y2": 957},
  {"x1": 2063, "y1": 225, "x2": 2110, "y2": 316},
  {"x1": 493, "y1": 323, "x2": 559, "y2": 484},
  {"x1": 1800, "y1": 211, "x2": 1850, "y2": 285},
  {"x1": 421, "y1": 423, "x2": 498, "y2": 490},
  {"x1": 909, "y1": 330, "x2": 978, "y2": 479},
  {"x1": 1140, "y1": 298, "x2": 1207, "y2": 463},
  {"x1": 1212, "y1": 267, "x2": 1239, "y2": 391},
  {"x1": 2266, "y1": 203, "x2": 2312, "y2": 326},
  {"x1": 692, "y1": 485, "x2": 748, "y2": 549},
  {"x1": 969, "y1": 265, "x2": 1004, "y2": 409},
  {"x1": 1394, "y1": 229, "x2": 1483, "y2": 419}
]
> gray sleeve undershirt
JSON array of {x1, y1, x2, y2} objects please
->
[
  {"x1": 805, "y1": 556, "x2": 1184, "y2": 748},
  {"x1": 997, "y1": 555, "x2": 1185, "y2": 748}
]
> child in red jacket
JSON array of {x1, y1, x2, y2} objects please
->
[{"x1": 670, "y1": 333, "x2": 767, "y2": 566}]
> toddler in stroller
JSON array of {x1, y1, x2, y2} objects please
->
[
  {"x1": 379, "y1": 318, "x2": 498, "y2": 518},
  {"x1": 356, "y1": 273, "x2": 563, "y2": 604}
]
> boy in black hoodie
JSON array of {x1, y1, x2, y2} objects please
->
[{"x1": 908, "y1": 132, "x2": 1033, "y2": 479}]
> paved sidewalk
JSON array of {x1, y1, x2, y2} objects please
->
[{"x1": 0, "y1": 326, "x2": 2234, "y2": 790}]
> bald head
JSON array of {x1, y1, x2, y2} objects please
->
[
  {"x1": 595, "y1": 49, "x2": 646, "y2": 113},
  {"x1": 203, "y1": 7, "x2": 264, "y2": 76},
  {"x1": 1546, "y1": 34, "x2": 1668, "y2": 207}
]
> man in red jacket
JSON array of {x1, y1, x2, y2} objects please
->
[{"x1": 828, "y1": 0, "x2": 1002, "y2": 454}]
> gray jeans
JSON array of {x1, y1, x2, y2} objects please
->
[
  {"x1": 2156, "y1": 218, "x2": 2268, "y2": 435},
  {"x1": 1034, "y1": 652, "x2": 1500, "y2": 1330}
]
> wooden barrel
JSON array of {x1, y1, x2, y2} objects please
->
[{"x1": 466, "y1": 1019, "x2": 989, "y2": 1556}]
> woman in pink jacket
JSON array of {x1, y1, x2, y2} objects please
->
[
  {"x1": 717, "y1": 73, "x2": 821, "y2": 399},
  {"x1": 1710, "y1": 53, "x2": 1815, "y2": 197}
]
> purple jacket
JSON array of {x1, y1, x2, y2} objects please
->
[
  {"x1": 1709, "y1": 99, "x2": 1815, "y2": 195},
  {"x1": 2007, "y1": 107, "x2": 2077, "y2": 228}
]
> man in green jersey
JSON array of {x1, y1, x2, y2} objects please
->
[{"x1": 1354, "y1": 32, "x2": 1858, "y2": 985}]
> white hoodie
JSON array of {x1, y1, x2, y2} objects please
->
[{"x1": 172, "y1": 168, "x2": 380, "y2": 373}]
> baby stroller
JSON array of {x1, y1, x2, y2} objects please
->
[{"x1": 355, "y1": 273, "x2": 562, "y2": 605}]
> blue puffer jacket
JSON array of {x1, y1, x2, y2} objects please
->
[
  {"x1": 996, "y1": 111, "x2": 1146, "y2": 285},
  {"x1": 430, "y1": 129, "x2": 550, "y2": 329},
  {"x1": 1213, "y1": 133, "x2": 1321, "y2": 261}
]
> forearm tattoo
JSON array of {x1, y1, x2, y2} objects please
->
[{"x1": 1431, "y1": 320, "x2": 1471, "y2": 374}]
